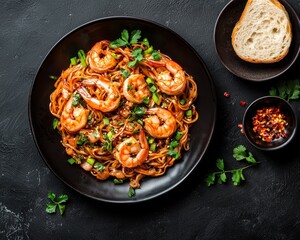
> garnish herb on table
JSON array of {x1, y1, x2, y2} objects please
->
[
  {"x1": 205, "y1": 145, "x2": 260, "y2": 187},
  {"x1": 269, "y1": 79, "x2": 300, "y2": 101},
  {"x1": 46, "y1": 192, "x2": 69, "y2": 216}
]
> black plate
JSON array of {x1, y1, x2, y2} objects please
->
[
  {"x1": 28, "y1": 17, "x2": 216, "y2": 203},
  {"x1": 214, "y1": 0, "x2": 300, "y2": 81}
]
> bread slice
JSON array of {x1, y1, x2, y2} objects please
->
[{"x1": 231, "y1": 0, "x2": 292, "y2": 63}]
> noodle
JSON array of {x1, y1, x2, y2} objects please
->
[{"x1": 49, "y1": 30, "x2": 198, "y2": 195}]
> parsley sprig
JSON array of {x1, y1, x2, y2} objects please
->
[
  {"x1": 269, "y1": 79, "x2": 300, "y2": 101},
  {"x1": 109, "y1": 29, "x2": 141, "y2": 49},
  {"x1": 109, "y1": 29, "x2": 161, "y2": 68},
  {"x1": 205, "y1": 145, "x2": 260, "y2": 187},
  {"x1": 46, "y1": 192, "x2": 69, "y2": 216}
]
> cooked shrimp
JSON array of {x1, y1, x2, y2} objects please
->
[
  {"x1": 115, "y1": 130, "x2": 149, "y2": 168},
  {"x1": 156, "y1": 59, "x2": 186, "y2": 95},
  {"x1": 123, "y1": 74, "x2": 150, "y2": 103},
  {"x1": 144, "y1": 108, "x2": 177, "y2": 138},
  {"x1": 60, "y1": 93, "x2": 89, "y2": 133},
  {"x1": 77, "y1": 77, "x2": 121, "y2": 112},
  {"x1": 87, "y1": 40, "x2": 117, "y2": 73}
]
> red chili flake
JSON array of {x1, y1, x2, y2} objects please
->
[
  {"x1": 240, "y1": 101, "x2": 246, "y2": 107},
  {"x1": 252, "y1": 106, "x2": 288, "y2": 142},
  {"x1": 238, "y1": 123, "x2": 244, "y2": 135},
  {"x1": 223, "y1": 92, "x2": 230, "y2": 98}
]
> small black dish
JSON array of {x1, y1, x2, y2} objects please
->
[
  {"x1": 243, "y1": 96, "x2": 297, "y2": 150},
  {"x1": 214, "y1": 0, "x2": 300, "y2": 81}
]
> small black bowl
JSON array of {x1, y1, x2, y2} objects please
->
[
  {"x1": 214, "y1": 0, "x2": 300, "y2": 81},
  {"x1": 243, "y1": 96, "x2": 297, "y2": 150}
]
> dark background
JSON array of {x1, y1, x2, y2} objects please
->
[{"x1": 1, "y1": 0, "x2": 300, "y2": 239}]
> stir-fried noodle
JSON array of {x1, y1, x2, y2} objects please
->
[{"x1": 49, "y1": 30, "x2": 198, "y2": 194}]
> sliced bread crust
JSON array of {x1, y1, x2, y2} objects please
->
[{"x1": 231, "y1": 0, "x2": 292, "y2": 63}]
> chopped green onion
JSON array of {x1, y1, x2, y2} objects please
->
[
  {"x1": 180, "y1": 99, "x2": 186, "y2": 105},
  {"x1": 127, "y1": 85, "x2": 133, "y2": 91},
  {"x1": 149, "y1": 85, "x2": 157, "y2": 93},
  {"x1": 148, "y1": 138, "x2": 154, "y2": 144},
  {"x1": 77, "y1": 49, "x2": 87, "y2": 67},
  {"x1": 76, "y1": 133, "x2": 88, "y2": 145},
  {"x1": 94, "y1": 162, "x2": 105, "y2": 172},
  {"x1": 142, "y1": 97, "x2": 150, "y2": 104},
  {"x1": 53, "y1": 118, "x2": 59, "y2": 130},
  {"x1": 152, "y1": 92, "x2": 160, "y2": 105},
  {"x1": 87, "y1": 158, "x2": 95, "y2": 165},
  {"x1": 49, "y1": 75, "x2": 58, "y2": 80},
  {"x1": 175, "y1": 131, "x2": 183, "y2": 141},
  {"x1": 128, "y1": 187, "x2": 135, "y2": 198},
  {"x1": 186, "y1": 109, "x2": 193, "y2": 118},
  {"x1": 118, "y1": 121, "x2": 124, "y2": 126},
  {"x1": 111, "y1": 53, "x2": 118, "y2": 59},
  {"x1": 150, "y1": 143, "x2": 156, "y2": 152},
  {"x1": 70, "y1": 56, "x2": 77, "y2": 65},
  {"x1": 103, "y1": 117, "x2": 110, "y2": 125},
  {"x1": 113, "y1": 178, "x2": 124, "y2": 184},
  {"x1": 170, "y1": 140, "x2": 179, "y2": 148},
  {"x1": 146, "y1": 77, "x2": 155, "y2": 85},
  {"x1": 137, "y1": 119, "x2": 144, "y2": 126},
  {"x1": 144, "y1": 46, "x2": 153, "y2": 54},
  {"x1": 67, "y1": 158, "x2": 75, "y2": 165},
  {"x1": 107, "y1": 131, "x2": 113, "y2": 141}
]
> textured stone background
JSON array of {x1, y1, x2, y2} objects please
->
[{"x1": 1, "y1": 0, "x2": 300, "y2": 239}]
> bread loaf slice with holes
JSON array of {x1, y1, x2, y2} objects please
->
[{"x1": 231, "y1": 0, "x2": 292, "y2": 63}]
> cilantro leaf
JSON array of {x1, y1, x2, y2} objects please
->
[
  {"x1": 46, "y1": 192, "x2": 69, "y2": 216},
  {"x1": 233, "y1": 145, "x2": 247, "y2": 161},
  {"x1": 109, "y1": 29, "x2": 142, "y2": 49},
  {"x1": 216, "y1": 158, "x2": 224, "y2": 171},
  {"x1": 58, "y1": 204, "x2": 66, "y2": 216},
  {"x1": 287, "y1": 79, "x2": 300, "y2": 100},
  {"x1": 56, "y1": 194, "x2": 68, "y2": 204},
  {"x1": 205, "y1": 173, "x2": 215, "y2": 187},
  {"x1": 245, "y1": 152, "x2": 256, "y2": 163},
  {"x1": 269, "y1": 86, "x2": 277, "y2": 96},
  {"x1": 269, "y1": 79, "x2": 300, "y2": 101},
  {"x1": 109, "y1": 38, "x2": 128, "y2": 49},
  {"x1": 151, "y1": 50, "x2": 161, "y2": 61},
  {"x1": 218, "y1": 172, "x2": 227, "y2": 184},
  {"x1": 205, "y1": 145, "x2": 259, "y2": 187},
  {"x1": 47, "y1": 192, "x2": 56, "y2": 201},
  {"x1": 121, "y1": 29, "x2": 129, "y2": 42},
  {"x1": 46, "y1": 203, "x2": 57, "y2": 214},
  {"x1": 121, "y1": 69, "x2": 130, "y2": 78},
  {"x1": 130, "y1": 30, "x2": 141, "y2": 44}
]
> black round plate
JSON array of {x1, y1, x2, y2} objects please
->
[
  {"x1": 214, "y1": 0, "x2": 300, "y2": 81},
  {"x1": 28, "y1": 17, "x2": 216, "y2": 203}
]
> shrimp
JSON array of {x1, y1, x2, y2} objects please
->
[
  {"x1": 115, "y1": 130, "x2": 149, "y2": 168},
  {"x1": 60, "y1": 93, "x2": 89, "y2": 133},
  {"x1": 87, "y1": 40, "x2": 117, "y2": 73},
  {"x1": 156, "y1": 59, "x2": 187, "y2": 95},
  {"x1": 123, "y1": 74, "x2": 150, "y2": 103},
  {"x1": 144, "y1": 108, "x2": 177, "y2": 138},
  {"x1": 77, "y1": 77, "x2": 121, "y2": 112}
]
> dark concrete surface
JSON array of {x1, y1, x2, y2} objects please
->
[{"x1": 1, "y1": 0, "x2": 300, "y2": 239}]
